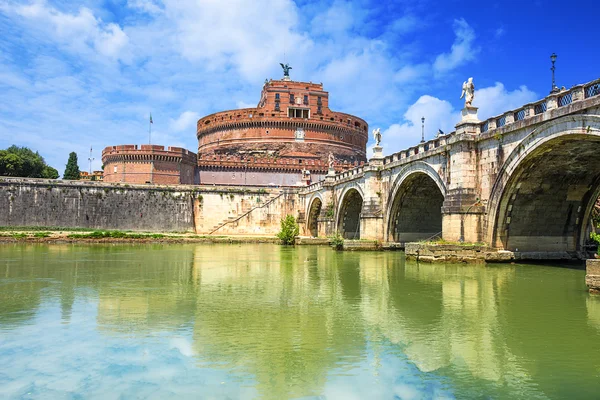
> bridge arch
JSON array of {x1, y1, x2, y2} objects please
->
[
  {"x1": 487, "y1": 115, "x2": 600, "y2": 255},
  {"x1": 337, "y1": 186, "x2": 364, "y2": 240},
  {"x1": 306, "y1": 194, "x2": 323, "y2": 237},
  {"x1": 386, "y1": 163, "x2": 446, "y2": 243}
]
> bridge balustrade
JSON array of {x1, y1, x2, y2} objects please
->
[
  {"x1": 585, "y1": 82, "x2": 600, "y2": 98},
  {"x1": 558, "y1": 92, "x2": 573, "y2": 107}
]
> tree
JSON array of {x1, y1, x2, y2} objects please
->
[
  {"x1": 0, "y1": 145, "x2": 58, "y2": 179},
  {"x1": 63, "y1": 152, "x2": 81, "y2": 180},
  {"x1": 41, "y1": 166, "x2": 59, "y2": 179},
  {"x1": 277, "y1": 215, "x2": 299, "y2": 245}
]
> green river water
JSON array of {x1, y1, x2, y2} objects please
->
[{"x1": 1, "y1": 243, "x2": 599, "y2": 399}]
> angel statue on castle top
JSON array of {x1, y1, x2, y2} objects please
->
[
  {"x1": 373, "y1": 128, "x2": 382, "y2": 146},
  {"x1": 460, "y1": 77, "x2": 475, "y2": 107},
  {"x1": 280, "y1": 63, "x2": 292, "y2": 77}
]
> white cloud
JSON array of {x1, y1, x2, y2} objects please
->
[
  {"x1": 388, "y1": 15, "x2": 420, "y2": 35},
  {"x1": 394, "y1": 63, "x2": 430, "y2": 84},
  {"x1": 163, "y1": 0, "x2": 310, "y2": 80},
  {"x1": 310, "y1": 0, "x2": 359, "y2": 36},
  {"x1": 433, "y1": 18, "x2": 479, "y2": 74},
  {"x1": 474, "y1": 82, "x2": 537, "y2": 119},
  {"x1": 127, "y1": 0, "x2": 162, "y2": 15},
  {"x1": 376, "y1": 82, "x2": 537, "y2": 157},
  {"x1": 377, "y1": 95, "x2": 459, "y2": 156},
  {"x1": 170, "y1": 111, "x2": 199, "y2": 132},
  {"x1": 5, "y1": 1, "x2": 130, "y2": 62}
]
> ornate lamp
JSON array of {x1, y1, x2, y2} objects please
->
[{"x1": 550, "y1": 53, "x2": 559, "y2": 93}]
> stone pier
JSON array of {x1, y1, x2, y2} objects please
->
[{"x1": 586, "y1": 259, "x2": 600, "y2": 294}]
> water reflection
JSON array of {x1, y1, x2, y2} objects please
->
[{"x1": 1, "y1": 244, "x2": 599, "y2": 399}]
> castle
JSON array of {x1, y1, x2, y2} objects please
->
[{"x1": 102, "y1": 67, "x2": 368, "y2": 186}]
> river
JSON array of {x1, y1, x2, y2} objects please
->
[{"x1": 0, "y1": 243, "x2": 599, "y2": 399}]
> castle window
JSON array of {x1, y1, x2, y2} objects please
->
[
  {"x1": 303, "y1": 95, "x2": 308, "y2": 105},
  {"x1": 317, "y1": 97, "x2": 322, "y2": 105},
  {"x1": 290, "y1": 94, "x2": 295, "y2": 104},
  {"x1": 288, "y1": 107, "x2": 309, "y2": 119},
  {"x1": 275, "y1": 93, "x2": 280, "y2": 100},
  {"x1": 317, "y1": 105, "x2": 322, "y2": 114},
  {"x1": 275, "y1": 102, "x2": 280, "y2": 111}
]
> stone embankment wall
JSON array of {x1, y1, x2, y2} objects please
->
[
  {"x1": 587, "y1": 259, "x2": 600, "y2": 294},
  {"x1": 0, "y1": 177, "x2": 296, "y2": 234}
]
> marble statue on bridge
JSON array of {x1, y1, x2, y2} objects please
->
[
  {"x1": 373, "y1": 128, "x2": 382, "y2": 146},
  {"x1": 460, "y1": 77, "x2": 475, "y2": 107}
]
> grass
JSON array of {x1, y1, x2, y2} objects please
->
[
  {"x1": 0, "y1": 227, "x2": 232, "y2": 241},
  {"x1": 66, "y1": 230, "x2": 167, "y2": 239},
  {"x1": 33, "y1": 232, "x2": 51, "y2": 238},
  {"x1": 0, "y1": 226, "x2": 114, "y2": 232}
]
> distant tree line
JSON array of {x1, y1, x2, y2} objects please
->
[{"x1": 0, "y1": 145, "x2": 59, "y2": 179}]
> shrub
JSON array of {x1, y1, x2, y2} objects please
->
[
  {"x1": 591, "y1": 232, "x2": 600, "y2": 253},
  {"x1": 277, "y1": 215, "x2": 299, "y2": 245},
  {"x1": 324, "y1": 203, "x2": 335, "y2": 219},
  {"x1": 329, "y1": 231, "x2": 344, "y2": 250}
]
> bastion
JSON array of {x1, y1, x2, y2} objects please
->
[{"x1": 102, "y1": 145, "x2": 197, "y2": 185}]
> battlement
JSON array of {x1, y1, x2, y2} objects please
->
[{"x1": 102, "y1": 145, "x2": 197, "y2": 165}]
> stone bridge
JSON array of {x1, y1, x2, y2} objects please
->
[{"x1": 298, "y1": 78, "x2": 600, "y2": 259}]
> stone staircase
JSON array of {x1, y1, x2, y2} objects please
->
[{"x1": 209, "y1": 191, "x2": 284, "y2": 235}]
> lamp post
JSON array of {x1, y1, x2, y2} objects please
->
[
  {"x1": 421, "y1": 117, "x2": 425, "y2": 143},
  {"x1": 550, "y1": 53, "x2": 559, "y2": 93}
]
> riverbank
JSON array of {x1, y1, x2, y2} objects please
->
[{"x1": 0, "y1": 227, "x2": 281, "y2": 244}]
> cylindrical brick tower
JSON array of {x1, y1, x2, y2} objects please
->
[
  {"x1": 196, "y1": 76, "x2": 368, "y2": 186},
  {"x1": 102, "y1": 145, "x2": 197, "y2": 185}
]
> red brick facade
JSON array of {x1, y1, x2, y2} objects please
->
[
  {"x1": 196, "y1": 78, "x2": 368, "y2": 185},
  {"x1": 102, "y1": 145, "x2": 197, "y2": 185}
]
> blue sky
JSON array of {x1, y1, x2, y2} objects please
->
[{"x1": 0, "y1": 0, "x2": 598, "y2": 173}]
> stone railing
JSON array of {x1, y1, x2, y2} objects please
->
[
  {"x1": 301, "y1": 180, "x2": 323, "y2": 193},
  {"x1": 334, "y1": 165, "x2": 365, "y2": 182},
  {"x1": 479, "y1": 77, "x2": 600, "y2": 134},
  {"x1": 382, "y1": 134, "x2": 452, "y2": 166}
]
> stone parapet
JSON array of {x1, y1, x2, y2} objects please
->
[{"x1": 586, "y1": 259, "x2": 600, "y2": 294}]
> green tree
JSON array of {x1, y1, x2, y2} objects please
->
[
  {"x1": 0, "y1": 145, "x2": 58, "y2": 179},
  {"x1": 63, "y1": 152, "x2": 81, "y2": 180},
  {"x1": 276, "y1": 215, "x2": 299, "y2": 245},
  {"x1": 41, "y1": 166, "x2": 59, "y2": 179}
]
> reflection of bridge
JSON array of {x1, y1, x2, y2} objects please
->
[{"x1": 300, "y1": 78, "x2": 600, "y2": 259}]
